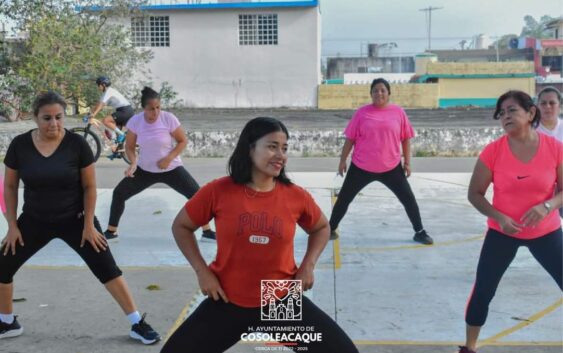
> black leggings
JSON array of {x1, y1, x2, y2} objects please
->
[
  {"x1": 329, "y1": 162, "x2": 423, "y2": 232},
  {"x1": 161, "y1": 296, "x2": 358, "y2": 353},
  {"x1": 465, "y1": 228, "x2": 563, "y2": 326},
  {"x1": 0, "y1": 213, "x2": 122, "y2": 284},
  {"x1": 109, "y1": 166, "x2": 200, "y2": 227}
]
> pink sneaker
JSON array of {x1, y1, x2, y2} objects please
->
[{"x1": 458, "y1": 347, "x2": 477, "y2": 353}]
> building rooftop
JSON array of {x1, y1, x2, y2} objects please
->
[{"x1": 80, "y1": 0, "x2": 318, "y2": 11}]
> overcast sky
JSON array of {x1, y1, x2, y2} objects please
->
[{"x1": 320, "y1": 0, "x2": 563, "y2": 57}]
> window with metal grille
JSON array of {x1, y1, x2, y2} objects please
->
[
  {"x1": 131, "y1": 16, "x2": 170, "y2": 47},
  {"x1": 238, "y1": 14, "x2": 278, "y2": 46}
]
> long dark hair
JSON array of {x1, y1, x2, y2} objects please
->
[
  {"x1": 228, "y1": 117, "x2": 292, "y2": 185},
  {"x1": 493, "y1": 90, "x2": 540, "y2": 128}
]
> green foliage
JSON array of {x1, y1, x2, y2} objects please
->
[
  {"x1": 129, "y1": 81, "x2": 184, "y2": 110},
  {"x1": 491, "y1": 15, "x2": 556, "y2": 50},
  {"x1": 520, "y1": 15, "x2": 556, "y2": 38},
  {"x1": 0, "y1": 0, "x2": 154, "y2": 119},
  {"x1": 491, "y1": 34, "x2": 518, "y2": 50}
]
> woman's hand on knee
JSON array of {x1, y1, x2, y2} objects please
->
[
  {"x1": 295, "y1": 263, "x2": 315, "y2": 291},
  {"x1": 338, "y1": 161, "x2": 347, "y2": 176},
  {"x1": 197, "y1": 267, "x2": 229, "y2": 303},
  {"x1": 80, "y1": 224, "x2": 108, "y2": 253},
  {"x1": 403, "y1": 163, "x2": 411, "y2": 178},
  {"x1": 124, "y1": 163, "x2": 137, "y2": 178},
  {"x1": 1, "y1": 227, "x2": 24, "y2": 256}
]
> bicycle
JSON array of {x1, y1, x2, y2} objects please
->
[{"x1": 71, "y1": 116, "x2": 137, "y2": 164}]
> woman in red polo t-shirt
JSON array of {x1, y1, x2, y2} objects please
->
[
  {"x1": 458, "y1": 91, "x2": 563, "y2": 353},
  {"x1": 162, "y1": 117, "x2": 358, "y2": 353}
]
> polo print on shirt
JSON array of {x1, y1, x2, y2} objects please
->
[{"x1": 237, "y1": 212, "x2": 284, "y2": 242}]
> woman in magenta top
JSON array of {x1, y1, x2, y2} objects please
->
[
  {"x1": 459, "y1": 90, "x2": 562, "y2": 353},
  {"x1": 329, "y1": 78, "x2": 433, "y2": 244}
]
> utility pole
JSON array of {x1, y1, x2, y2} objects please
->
[{"x1": 419, "y1": 6, "x2": 443, "y2": 51}]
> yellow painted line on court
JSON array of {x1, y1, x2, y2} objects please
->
[
  {"x1": 341, "y1": 234, "x2": 484, "y2": 254},
  {"x1": 23, "y1": 264, "x2": 192, "y2": 271},
  {"x1": 480, "y1": 297, "x2": 563, "y2": 347},
  {"x1": 353, "y1": 340, "x2": 461, "y2": 346},
  {"x1": 351, "y1": 340, "x2": 563, "y2": 346},
  {"x1": 414, "y1": 175, "x2": 470, "y2": 188},
  {"x1": 353, "y1": 195, "x2": 474, "y2": 208},
  {"x1": 332, "y1": 237, "x2": 341, "y2": 269},
  {"x1": 331, "y1": 189, "x2": 341, "y2": 269},
  {"x1": 484, "y1": 341, "x2": 563, "y2": 346},
  {"x1": 164, "y1": 292, "x2": 202, "y2": 342}
]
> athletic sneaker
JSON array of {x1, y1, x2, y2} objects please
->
[
  {"x1": 457, "y1": 346, "x2": 477, "y2": 353},
  {"x1": 130, "y1": 313, "x2": 160, "y2": 345},
  {"x1": 106, "y1": 152, "x2": 122, "y2": 160},
  {"x1": 413, "y1": 229, "x2": 433, "y2": 245},
  {"x1": 330, "y1": 228, "x2": 339, "y2": 240},
  {"x1": 116, "y1": 133, "x2": 126, "y2": 144},
  {"x1": 0, "y1": 316, "x2": 23, "y2": 339},
  {"x1": 202, "y1": 229, "x2": 216, "y2": 241},
  {"x1": 104, "y1": 230, "x2": 119, "y2": 241}
]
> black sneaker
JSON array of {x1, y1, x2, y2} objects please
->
[
  {"x1": 130, "y1": 313, "x2": 160, "y2": 345},
  {"x1": 202, "y1": 229, "x2": 216, "y2": 241},
  {"x1": 0, "y1": 316, "x2": 23, "y2": 339},
  {"x1": 104, "y1": 230, "x2": 119, "y2": 241},
  {"x1": 413, "y1": 230, "x2": 433, "y2": 245},
  {"x1": 330, "y1": 228, "x2": 339, "y2": 241}
]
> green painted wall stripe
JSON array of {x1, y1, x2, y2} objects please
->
[
  {"x1": 416, "y1": 73, "x2": 534, "y2": 82},
  {"x1": 439, "y1": 98, "x2": 497, "y2": 108},
  {"x1": 323, "y1": 79, "x2": 344, "y2": 84}
]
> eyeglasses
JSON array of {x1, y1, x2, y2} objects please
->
[{"x1": 495, "y1": 107, "x2": 521, "y2": 119}]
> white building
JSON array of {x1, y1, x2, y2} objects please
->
[{"x1": 131, "y1": 0, "x2": 321, "y2": 108}]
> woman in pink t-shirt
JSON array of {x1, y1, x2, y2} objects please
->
[
  {"x1": 103, "y1": 87, "x2": 215, "y2": 241},
  {"x1": 459, "y1": 91, "x2": 563, "y2": 353},
  {"x1": 329, "y1": 78, "x2": 433, "y2": 245}
]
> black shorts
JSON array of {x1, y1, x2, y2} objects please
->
[{"x1": 112, "y1": 105, "x2": 134, "y2": 127}]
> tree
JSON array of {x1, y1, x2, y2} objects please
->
[
  {"x1": 520, "y1": 15, "x2": 556, "y2": 38},
  {"x1": 0, "y1": 0, "x2": 153, "y2": 120},
  {"x1": 490, "y1": 34, "x2": 518, "y2": 50},
  {"x1": 490, "y1": 15, "x2": 556, "y2": 50}
]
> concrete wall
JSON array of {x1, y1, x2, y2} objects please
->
[
  {"x1": 0, "y1": 125, "x2": 502, "y2": 158},
  {"x1": 145, "y1": 7, "x2": 320, "y2": 108},
  {"x1": 437, "y1": 77, "x2": 535, "y2": 108},
  {"x1": 186, "y1": 127, "x2": 503, "y2": 157},
  {"x1": 318, "y1": 84, "x2": 439, "y2": 109},
  {"x1": 426, "y1": 61, "x2": 534, "y2": 75},
  {"x1": 439, "y1": 77, "x2": 536, "y2": 98}
]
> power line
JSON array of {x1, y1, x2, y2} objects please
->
[{"x1": 419, "y1": 6, "x2": 443, "y2": 50}]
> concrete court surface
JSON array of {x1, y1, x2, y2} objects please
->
[{"x1": 0, "y1": 172, "x2": 561, "y2": 353}]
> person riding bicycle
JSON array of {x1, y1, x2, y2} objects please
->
[{"x1": 88, "y1": 76, "x2": 134, "y2": 144}]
